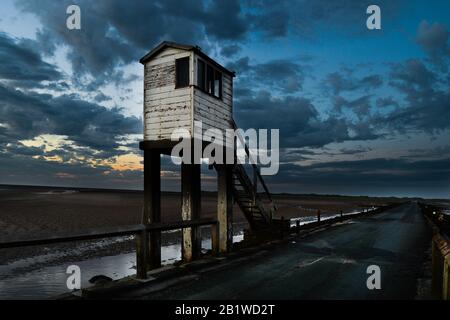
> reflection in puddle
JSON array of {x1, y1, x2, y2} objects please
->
[
  {"x1": 290, "y1": 208, "x2": 377, "y2": 227},
  {"x1": 0, "y1": 234, "x2": 244, "y2": 300}
]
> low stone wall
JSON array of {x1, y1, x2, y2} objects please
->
[{"x1": 420, "y1": 202, "x2": 450, "y2": 300}]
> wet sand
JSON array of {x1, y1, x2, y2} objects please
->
[
  {"x1": 0, "y1": 185, "x2": 407, "y2": 299},
  {"x1": 0, "y1": 185, "x2": 399, "y2": 240},
  {"x1": 0, "y1": 185, "x2": 401, "y2": 267}
]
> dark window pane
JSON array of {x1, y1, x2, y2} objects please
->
[
  {"x1": 207, "y1": 65, "x2": 214, "y2": 95},
  {"x1": 214, "y1": 70, "x2": 222, "y2": 98},
  {"x1": 176, "y1": 57, "x2": 190, "y2": 88},
  {"x1": 197, "y1": 59, "x2": 206, "y2": 90}
]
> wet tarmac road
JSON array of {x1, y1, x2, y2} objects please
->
[{"x1": 144, "y1": 202, "x2": 431, "y2": 299}]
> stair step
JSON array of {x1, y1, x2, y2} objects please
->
[
  {"x1": 242, "y1": 207, "x2": 260, "y2": 212},
  {"x1": 237, "y1": 196, "x2": 253, "y2": 200},
  {"x1": 236, "y1": 193, "x2": 251, "y2": 198}
]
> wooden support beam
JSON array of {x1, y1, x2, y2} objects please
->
[
  {"x1": 136, "y1": 230, "x2": 148, "y2": 279},
  {"x1": 432, "y1": 236, "x2": 444, "y2": 299},
  {"x1": 181, "y1": 163, "x2": 202, "y2": 262},
  {"x1": 217, "y1": 165, "x2": 233, "y2": 253},
  {"x1": 443, "y1": 258, "x2": 450, "y2": 300},
  {"x1": 211, "y1": 223, "x2": 220, "y2": 255},
  {"x1": 143, "y1": 150, "x2": 161, "y2": 271}
]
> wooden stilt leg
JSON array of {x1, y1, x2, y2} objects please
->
[
  {"x1": 136, "y1": 230, "x2": 148, "y2": 279},
  {"x1": 143, "y1": 150, "x2": 161, "y2": 270},
  {"x1": 181, "y1": 163, "x2": 201, "y2": 262},
  {"x1": 217, "y1": 165, "x2": 233, "y2": 253}
]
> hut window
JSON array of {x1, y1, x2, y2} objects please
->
[
  {"x1": 206, "y1": 64, "x2": 215, "y2": 95},
  {"x1": 197, "y1": 59, "x2": 206, "y2": 91},
  {"x1": 175, "y1": 57, "x2": 190, "y2": 88},
  {"x1": 198, "y1": 59, "x2": 223, "y2": 99},
  {"x1": 214, "y1": 70, "x2": 222, "y2": 98}
]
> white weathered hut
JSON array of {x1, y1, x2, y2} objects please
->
[
  {"x1": 136, "y1": 43, "x2": 275, "y2": 274},
  {"x1": 139, "y1": 41, "x2": 235, "y2": 145}
]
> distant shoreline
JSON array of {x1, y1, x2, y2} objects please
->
[{"x1": 0, "y1": 183, "x2": 444, "y2": 201}]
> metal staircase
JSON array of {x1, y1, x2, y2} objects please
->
[{"x1": 231, "y1": 120, "x2": 277, "y2": 231}]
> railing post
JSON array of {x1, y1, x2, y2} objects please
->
[
  {"x1": 217, "y1": 165, "x2": 233, "y2": 253},
  {"x1": 432, "y1": 236, "x2": 444, "y2": 299},
  {"x1": 211, "y1": 222, "x2": 220, "y2": 256},
  {"x1": 143, "y1": 150, "x2": 161, "y2": 270},
  {"x1": 181, "y1": 162, "x2": 202, "y2": 262},
  {"x1": 136, "y1": 229, "x2": 148, "y2": 279},
  {"x1": 280, "y1": 216, "x2": 285, "y2": 238},
  {"x1": 253, "y1": 167, "x2": 257, "y2": 212},
  {"x1": 443, "y1": 256, "x2": 450, "y2": 300}
]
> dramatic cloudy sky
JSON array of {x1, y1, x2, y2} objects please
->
[{"x1": 0, "y1": 0, "x2": 449, "y2": 198}]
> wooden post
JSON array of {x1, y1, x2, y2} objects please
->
[
  {"x1": 136, "y1": 229, "x2": 148, "y2": 279},
  {"x1": 217, "y1": 165, "x2": 233, "y2": 253},
  {"x1": 443, "y1": 257, "x2": 450, "y2": 300},
  {"x1": 211, "y1": 223, "x2": 220, "y2": 256},
  {"x1": 252, "y1": 167, "x2": 257, "y2": 216},
  {"x1": 143, "y1": 150, "x2": 161, "y2": 270},
  {"x1": 181, "y1": 163, "x2": 202, "y2": 262},
  {"x1": 432, "y1": 237, "x2": 444, "y2": 299}
]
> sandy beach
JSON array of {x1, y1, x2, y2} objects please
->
[
  {"x1": 0, "y1": 185, "x2": 400, "y2": 264},
  {"x1": 0, "y1": 185, "x2": 424, "y2": 299},
  {"x1": 0, "y1": 185, "x2": 399, "y2": 240}
]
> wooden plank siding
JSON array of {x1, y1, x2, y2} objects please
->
[
  {"x1": 144, "y1": 48, "x2": 193, "y2": 141},
  {"x1": 192, "y1": 59, "x2": 233, "y2": 147},
  {"x1": 143, "y1": 47, "x2": 234, "y2": 145}
]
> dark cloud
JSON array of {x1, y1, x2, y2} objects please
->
[
  {"x1": 333, "y1": 95, "x2": 372, "y2": 119},
  {"x1": 14, "y1": 0, "x2": 406, "y2": 86},
  {"x1": 245, "y1": 0, "x2": 405, "y2": 40},
  {"x1": 15, "y1": 0, "x2": 250, "y2": 86},
  {"x1": 370, "y1": 58, "x2": 450, "y2": 134},
  {"x1": 3, "y1": 1, "x2": 449, "y2": 198},
  {"x1": 326, "y1": 71, "x2": 383, "y2": 95},
  {"x1": 416, "y1": 21, "x2": 450, "y2": 69},
  {"x1": 94, "y1": 92, "x2": 113, "y2": 103},
  {"x1": 230, "y1": 57, "x2": 307, "y2": 93},
  {"x1": 376, "y1": 96, "x2": 399, "y2": 109},
  {"x1": 234, "y1": 90, "x2": 379, "y2": 149},
  {"x1": 254, "y1": 60, "x2": 306, "y2": 93},
  {"x1": 265, "y1": 156, "x2": 450, "y2": 197},
  {"x1": 203, "y1": 0, "x2": 248, "y2": 40},
  {"x1": 407, "y1": 145, "x2": 450, "y2": 159},
  {"x1": 0, "y1": 84, "x2": 142, "y2": 151},
  {"x1": 220, "y1": 44, "x2": 242, "y2": 58},
  {"x1": 389, "y1": 59, "x2": 436, "y2": 94},
  {"x1": 249, "y1": 7, "x2": 290, "y2": 37},
  {"x1": 0, "y1": 149, "x2": 143, "y2": 190},
  {"x1": 0, "y1": 32, "x2": 62, "y2": 83},
  {"x1": 338, "y1": 146, "x2": 372, "y2": 155}
]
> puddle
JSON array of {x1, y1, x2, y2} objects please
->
[
  {"x1": 0, "y1": 234, "x2": 243, "y2": 300},
  {"x1": 290, "y1": 208, "x2": 377, "y2": 227}
]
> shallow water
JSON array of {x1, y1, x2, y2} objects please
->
[
  {"x1": 290, "y1": 208, "x2": 377, "y2": 227},
  {"x1": 1, "y1": 208, "x2": 373, "y2": 300},
  {"x1": 0, "y1": 235, "x2": 243, "y2": 300}
]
